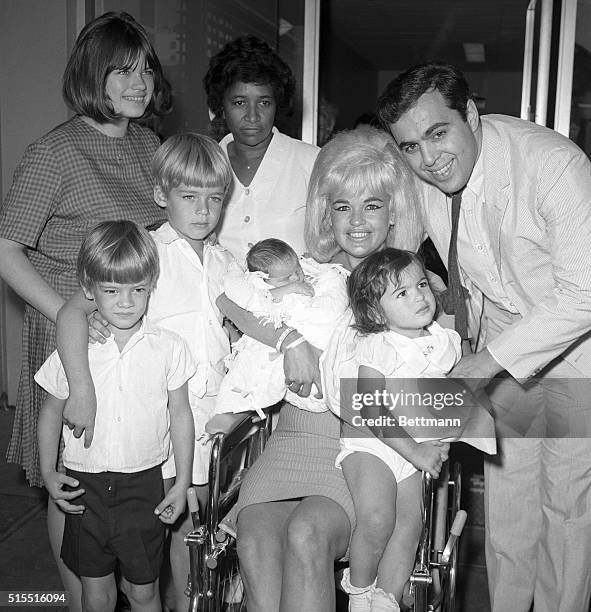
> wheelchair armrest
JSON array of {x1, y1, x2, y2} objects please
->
[
  {"x1": 207, "y1": 411, "x2": 269, "y2": 459},
  {"x1": 206, "y1": 412, "x2": 256, "y2": 436}
]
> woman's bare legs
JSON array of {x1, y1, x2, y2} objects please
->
[
  {"x1": 281, "y1": 496, "x2": 351, "y2": 612},
  {"x1": 237, "y1": 500, "x2": 298, "y2": 612},
  {"x1": 238, "y1": 497, "x2": 351, "y2": 612},
  {"x1": 47, "y1": 498, "x2": 82, "y2": 612}
]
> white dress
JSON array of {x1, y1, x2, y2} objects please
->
[{"x1": 323, "y1": 317, "x2": 464, "y2": 482}]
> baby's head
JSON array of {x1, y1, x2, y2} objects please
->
[
  {"x1": 348, "y1": 247, "x2": 436, "y2": 338},
  {"x1": 77, "y1": 220, "x2": 159, "y2": 331},
  {"x1": 246, "y1": 239, "x2": 304, "y2": 288},
  {"x1": 152, "y1": 133, "x2": 232, "y2": 248}
]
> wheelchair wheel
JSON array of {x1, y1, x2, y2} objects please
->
[
  {"x1": 203, "y1": 543, "x2": 246, "y2": 612},
  {"x1": 439, "y1": 461, "x2": 462, "y2": 612},
  {"x1": 409, "y1": 462, "x2": 464, "y2": 612},
  {"x1": 218, "y1": 546, "x2": 246, "y2": 611},
  {"x1": 186, "y1": 410, "x2": 274, "y2": 612},
  {"x1": 413, "y1": 582, "x2": 429, "y2": 612}
]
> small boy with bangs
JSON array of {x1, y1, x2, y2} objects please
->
[{"x1": 37, "y1": 221, "x2": 196, "y2": 612}]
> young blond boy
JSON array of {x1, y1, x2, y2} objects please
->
[{"x1": 38, "y1": 221, "x2": 195, "y2": 612}]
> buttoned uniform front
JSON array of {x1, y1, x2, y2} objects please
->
[
  {"x1": 217, "y1": 127, "x2": 319, "y2": 262},
  {"x1": 34, "y1": 318, "x2": 196, "y2": 473},
  {"x1": 0, "y1": 115, "x2": 162, "y2": 485},
  {"x1": 149, "y1": 222, "x2": 239, "y2": 483},
  {"x1": 417, "y1": 114, "x2": 591, "y2": 612}
]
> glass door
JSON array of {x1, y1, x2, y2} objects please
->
[
  {"x1": 555, "y1": 0, "x2": 591, "y2": 154},
  {"x1": 522, "y1": 0, "x2": 591, "y2": 157}
]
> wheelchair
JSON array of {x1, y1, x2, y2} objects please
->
[
  {"x1": 409, "y1": 461, "x2": 467, "y2": 612},
  {"x1": 184, "y1": 409, "x2": 467, "y2": 612},
  {"x1": 184, "y1": 410, "x2": 273, "y2": 612}
]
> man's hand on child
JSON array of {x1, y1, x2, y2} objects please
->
[
  {"x1": 62, "y1": 383, "x2": 97, "y2": 448},
  {"x1": 43, "y1": 471, "x2": 85, "y2": 514},
  {"x1": 448, "y1": 348, "x2": 504, "y2": 389},
  {"x1": 87, "y1": 310, "x2": 111, "y2": 344},
  {"x1": 409, "y1": 440, "x2": 450, "y2": 478},
  {"x1": 155, "y1": 483, "x2": 188, "y2": 524}
]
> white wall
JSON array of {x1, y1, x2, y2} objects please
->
[{"x1": 0, "y1": 0, "x2": 71, "y2": 402}]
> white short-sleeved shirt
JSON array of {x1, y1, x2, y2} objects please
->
[
  {"x1": 35, "y1": 318, "x2": 196, "y2": 473},
  {"x1": 216, "y1": 128, "x2": 319, "y2": 262},
  {"x1": 149, "y1": 222, "x2": 238, "y2": 399}
]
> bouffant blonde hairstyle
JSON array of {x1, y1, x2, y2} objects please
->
[{"x1": 304, "y1": 126, "x2": 423, "y2": 263}]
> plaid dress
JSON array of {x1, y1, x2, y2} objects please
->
[{"x1": 0, "y1": 116, "x2": 164, "y2": 486}]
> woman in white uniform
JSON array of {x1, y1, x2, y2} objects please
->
[{"x1": 203, "y1": 35, "x2": 319, "y2": 263}]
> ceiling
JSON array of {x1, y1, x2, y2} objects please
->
[{"x1": 322, "y1": 0, "x2": 531, "y2": 72}]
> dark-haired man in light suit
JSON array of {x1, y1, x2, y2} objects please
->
[{"x1": 378, "y1": 61, "x2": 591, "y2": 612}]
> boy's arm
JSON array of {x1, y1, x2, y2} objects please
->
[
  {"x1": 217, "y1": 293, "x2": 322, "y2": 398},
  {"x1": 56, "y1": 289, "x2": 102, "y2": 448},
  {"x1": 38, "y1": 394, "x2": 86, "y2": 513},
  {"x1": 155, "y1": 382, "x2": 194, "y2": 524}
]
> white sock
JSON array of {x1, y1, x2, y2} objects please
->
[
  {"x1": 370, "y1": 587, "x2": 400, "y2": 612},
  {"x1": 340, "y1": 568, "x2": 374, "y2": 612}
]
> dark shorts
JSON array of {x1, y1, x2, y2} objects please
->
[{"x1": 61, "y1": 465, "x2": 165, "y2": 584}]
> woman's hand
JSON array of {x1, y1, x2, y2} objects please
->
[
  {"x1": 87, "y1": 310, "x2": 110, "y2": 344},
  {"x1": 283, "y1": 339, "x2": 323, "y2": 398},
  {"x1": 43, "y1": 470, "x2": 85, "y2": 514}
]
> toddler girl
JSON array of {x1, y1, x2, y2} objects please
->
[{"x1": 323, "y1": 247, "x2": 494, "y2": 612}]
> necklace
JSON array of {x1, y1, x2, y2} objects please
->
[{"x1": 243, "y1": 152, "x2": 265, "y2": 171}]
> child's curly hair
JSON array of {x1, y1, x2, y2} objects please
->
[{"x1": 348, "y1": 247, "x2": 426, "y2": 334}]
